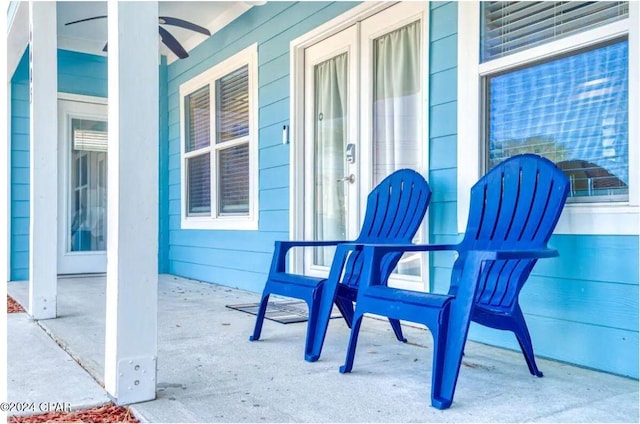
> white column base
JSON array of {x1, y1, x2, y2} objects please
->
[
  {"x1": 28, "y1": 294, "x2": 57, "y2": 319},
  {"x1": 113, "y1": 357, "x2": 157, "y2": 406}
]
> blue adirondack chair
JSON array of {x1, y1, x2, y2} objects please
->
[
  {"x1": 249, "y1": 168, "x2": 432, "y2": 362},
  {"x1": 337, "y1": 154, "x2": 569, "y2": 409}
]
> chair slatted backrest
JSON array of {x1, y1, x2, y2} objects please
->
[
  {"x1": 458, "y1": 154, "x2": 569, "y2": 310},
  {"x1": 341, "y1": 169, "x2": 431, "y2": 288}
]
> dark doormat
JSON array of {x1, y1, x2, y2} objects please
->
[{"x1": 226, "y1": 300, "x2": 342, "y2": 324}]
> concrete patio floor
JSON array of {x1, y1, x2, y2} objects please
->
[{"x1": 7, "y1": 275, "x2": 639, "y2": 423}]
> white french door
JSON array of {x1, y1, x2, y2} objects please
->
[
  {"x1": 58, "y1": 97, "x2": 108, "y2": 274},
  {"x1": 301, "y1": 2, "x2": 429, "y2": 291}
]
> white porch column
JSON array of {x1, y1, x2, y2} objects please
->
[
  {"x1": 28, "y1": 1, "x2": 58, "y2": 319},
  {"x1": 104, "y1": 1, "x2": 159, "y2": 405}
]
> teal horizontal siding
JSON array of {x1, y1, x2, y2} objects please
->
[
  {"x1": 58, "y1": 50, "x2": 108, "y2": 97},
  {"x1": 159, "y1": 56, "x2": 170, "y2": 273},
  {"x1": 169, "y1": 229, "x2": 286, "y2": 253},
  {"x1": 10, "y1": 50, "x2": 30, "y2": 281},
  {"x1": 10, "y1": 49, "x2": 108, "y2": 280},
  {"x1": 170, "y1": 261, "x2": 267, "y2": 293},
  {"x1": 259, "y1": 53, "x2": 289, "y2": 86},
  {"x1": 259, "y1": 166, "x2": 289, "y2": 191},
  {"x1": 520, "y1": 276, "x2": 638, "y2": 332},
  {"x1": 469, "y1": 316, "x2": 638, "y2": 378},
  {"x1": 259, "y1": 75, "x2": 289, "y2": 109},
  {"x1": 260, "y1": 187, "x2": 289, "y2": 211},
  {"x1": 540, "y1": 235, "x2": 638, "y2": 285}
]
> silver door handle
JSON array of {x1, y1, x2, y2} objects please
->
[{"x1": 337, "y1": 174, "x2": 355, "y2": 184}]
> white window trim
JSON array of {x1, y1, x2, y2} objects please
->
[
  {"x1": 457, "y1": 2, "x2": 639, "y2": 236},
  {"x1": 179, "y1": 43, "x2": 259, "y2": 231}
]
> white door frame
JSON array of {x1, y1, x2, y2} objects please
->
[
  {"x1": 289, "y1": 1, "x2": 430, "y2": 291},
  {"x1": 57, "y1": 93, "x2": 108, "y2": 275}
]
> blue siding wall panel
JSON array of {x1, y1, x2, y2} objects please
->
[
  {"x1": 159, "y1": 56, "x2": 170, "y2": 273},
  {"x1": 166, "y1": 1, "x2": 358, "y2": 292},
  {"x1": 57, "y1": 50, "x2": 108, "y2": 97},
  {"x1": 428, "y1": 2, "x2": 638, "y2": 378},
  {"x1": 10, "y1": 50, "x2": 30, "y2": 281}
]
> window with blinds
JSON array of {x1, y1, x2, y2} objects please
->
[
  {"x1": 481, "y1": 1, "x2": 629, "y2": 62},
  {"x1": 180, "y1": 45, "x2": 256, "y2": 226},
  {"x1": 217, "y1": 66, "x2": 249, "y2": 143},
  {"x1": 483, "y1": 2, "x2": 630, "y2": 203}
]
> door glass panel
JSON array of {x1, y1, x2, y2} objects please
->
[
  {"x1": 372, "y1": 20, "x2": 422, "y2": 276},
  {"x1": 70, "y1": 118, "x2": 108, "y2": 252},
  {"x1": 313, "y1": 52, "x2": 349, "y2": 266}
]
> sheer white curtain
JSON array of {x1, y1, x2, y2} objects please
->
[
  {"x1": 373, "y1": 21, "x2": 421, "y2": 185},
  {"x1": 373, "y1": 21, "x2": 422, "y2": 276},
  {"x1": 314, "y1": 53, "x2": 348, "y2": 266}
]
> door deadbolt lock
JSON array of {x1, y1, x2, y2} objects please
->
[
  {"x1": 345, "y1": 143, "x2": 356, "y2": 164},
  {"x1": 337, "y1": 174, "x2": 356, "y2": 184}
]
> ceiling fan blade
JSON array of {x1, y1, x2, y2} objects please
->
[
  {"x1": 159, "y1": 27, "x2": 189, "y2": 59},
  {"x1": 65, "y1": 15, "x2": 107, "y2": 26},
  {"x1": 159, "y1": 16, "x2": 211, "y2": 36}
]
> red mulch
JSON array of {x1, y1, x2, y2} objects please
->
[
  {"x1": 7, "y1": 295, "x2": 25, "y2": 313},
  {"x1": 8, "y1": 404, "x2": 139, "y2": 423},
  {"x1": 5, "y1": 299, "x2": 138, "y2": 423}
]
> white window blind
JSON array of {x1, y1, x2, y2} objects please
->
[
  {"x1": 72, "y1": 119, "x2": 108, "y2": 152},
  {"x1": 219, "y1": 145, "x2": 249, "y2": 214},
  {"x1": 216, "y1": 65, "x2": 249, "y2": 143},
  {"x1": 481, "y1": 1, "x2": 629, "y2": 62},
  {"x1": 185, "y1": 85, "x2": 211, "y2": 152},
  {"x1": 185, "y1": 85, "x2": 212, "y2": 215},
  {"x1": 216, "y1": 65, "x2": 250, "y2": 215},
  {"x1": 187, "y1": 153, "x2": 211, "y2": 215}
]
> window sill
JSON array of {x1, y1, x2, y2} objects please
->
[
  {"x1": 181, "y1": 216, "x2": 258, "y2": 231},
  {"x1": 554, "y1": 204, "x2": 638, "y2": 235}
]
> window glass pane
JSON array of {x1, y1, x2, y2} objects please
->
[
  {"x1": 481, "y1": 1, "x2": 628, "y2": 62},
  {"x1": 313, "y1": 53, "x2": 348, "y2": 266},
  {"x1": 373, "y1": 20, "x2": 421, "y2": 185},
  {"x1": 72, "y1": 118, "x2": 108, "y2": 152},
  {"x1": 70, "y1": 119, "x2": 108, "y2": 252},
  {"x1": 187, "y1": 153, "x2": 211, "y2": 215},
  {"x1": 218, "y1": 144, "x2": 249, "y2": 215},
  {"x1": 185, "y1": 85, "x2": 210, "y2": 152},
  {"x1": 487, "y1": 40, "x2": 629, "y2": 202},
  {"x1": 216, "y1": 65, "x2": 249, "y2": 144}
]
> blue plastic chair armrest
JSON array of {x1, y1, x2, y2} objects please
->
[
  {"x1": 270, "y1": 240, "x2": 358, "y2": 274},
  {"x1": 489, "y1": 248, "x2": 558, "y2": 260},
  {"x1": 277, "y1": 240, "x2": 351, "y2": 249},
  {"x1": 358, "y1": 243, "x2": 460, "y2": 255}
]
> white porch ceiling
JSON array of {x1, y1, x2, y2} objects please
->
[
  {"x1": 7, "y1": 1, "x2": 259, "y2": 78},
  {"x1": 56, "y1": 1, "x2": 255, "y2": 62}
]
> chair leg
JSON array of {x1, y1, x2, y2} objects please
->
[
  {"x1": 511, "y1": 306, "x2": 543, "y2": 377},
  {"x1": 430, "y1": 322, "x2": 466, "y2": 410},
  {"x1": 389, "y1": 318, "x2": 407, "y2": 343},
  {"x1": 339, "y1": 313, "x2": 364, "y2": 374},
  {"x1": 334, "y1": 296, "x2": 354, "y2": 328},
  {"x1": 304, "y1": 297, "x2": 320, "y2": 362},
  {"x1": 249, "y1": 292, "x2": 270, "y2": 342}
]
